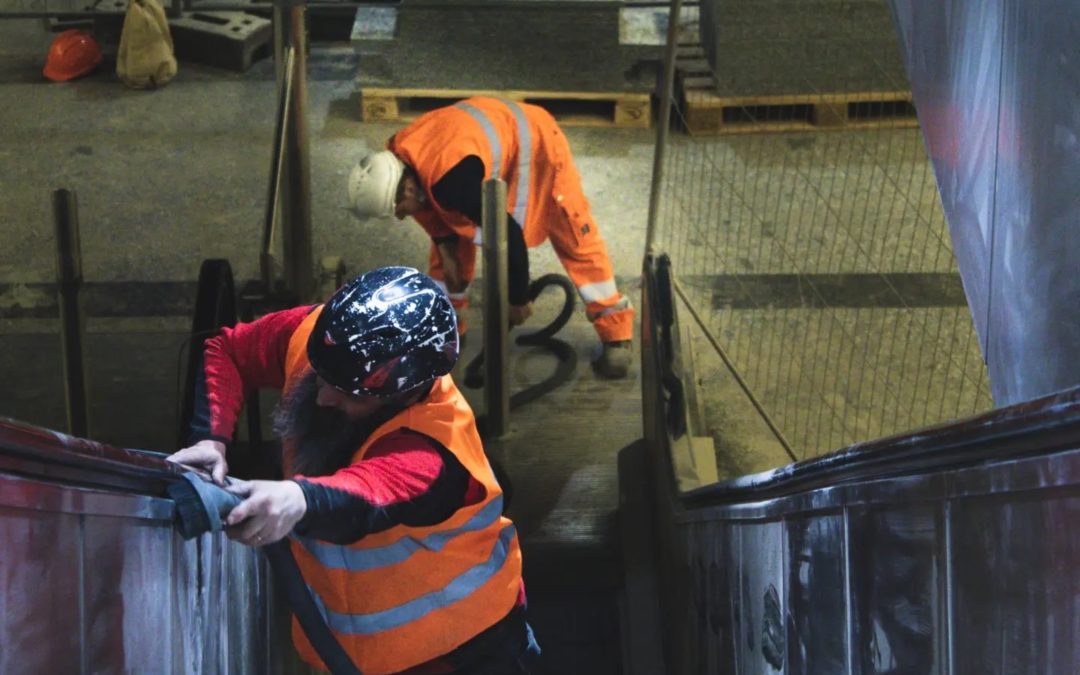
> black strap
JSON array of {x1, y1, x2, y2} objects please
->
[
  {"x1": 168, "y1": 474, "x2": 362, "y2": 675},
  {"x1": 263, "y1": 540, "x2": 364, "y2": 675}
]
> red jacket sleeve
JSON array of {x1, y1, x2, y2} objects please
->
[
  {"x1": 188, "y1": 304, "x2": 316, "y2": 444},
  {"x1": 293, "y1": 429, "x2": 485, "y2": 544}
]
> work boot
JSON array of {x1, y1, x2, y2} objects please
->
[{"x1": 595, "y1": 340, "x2": 633, "y2": 379}]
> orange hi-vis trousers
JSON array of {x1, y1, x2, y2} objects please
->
[{"x1": 427, "y1": 134, "x2": 634, "y2": 343}]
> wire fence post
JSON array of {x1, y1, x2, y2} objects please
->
[
  {"x1": 53, "y1": 188, "x2": 89, "y2": 438},
  {"x1": 272, "y1": 1, "x2": 313, "y2": 303},
  {"x1": 645, "y1": 0, "x2": 685, "y2": 258},
  {"x1": 482, "y1": 179, "x2": 511, "y2": 438}
]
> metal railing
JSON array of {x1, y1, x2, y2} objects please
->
[
  {"x1": 0, "y1": 418, "x2": 274, "y2": 674},
  {"x1": 627, "y1": 254, "x2": 1080, "y2": 674}
]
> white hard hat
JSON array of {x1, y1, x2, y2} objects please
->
[{"x1": 348, "y1": 150, "x2": 406, "y2": 220}]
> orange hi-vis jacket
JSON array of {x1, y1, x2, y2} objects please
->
[
  {"x1": 388, "y1": 96, "x2": 563, "y2": 250},
  {"x1": 282, "y1": 307, "x2": 523, "y2": 675},
  {"x1": 388, "y1": 96, "x2": 635, "y2": 343}
]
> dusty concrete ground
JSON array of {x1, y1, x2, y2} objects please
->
[{"x1": 0, "y1": 17, "x2": 989, "y2": 484}]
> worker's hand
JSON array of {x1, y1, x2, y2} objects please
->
[
  {"x1": 167, "y1": 439, "x2": 228, "y2": 485},
  {"x1": 509, "y1": 302, "x2": 534, "y2": 327},
  {"x1": 224, "y1": 479, "x2": 308, "y2": 547}
]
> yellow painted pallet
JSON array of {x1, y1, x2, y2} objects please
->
[{"x1": 359, "y1": 87, "x2": 651, "y2": 129}]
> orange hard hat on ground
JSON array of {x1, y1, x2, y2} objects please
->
[{"x1": 43, "y1": 30, "x2": 103, "y2": 82}]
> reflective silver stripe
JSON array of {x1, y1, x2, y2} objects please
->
[
  {"x1": 456, "y1": 100, "x2": 530, "y2": 230},
  {"x1": 578, "y1": 279, "x2": 620, "y2": 304},
  {"x1": 307, "y1": 523, "x2": 518, "y2": 635},
  {"x1": 294, "y1": 496, "x2": 503, "y2": 571},
  {"x1": 447, "y1": 290, "x2": 469, "y2": 302},
  {"x1": 501, "y1": 99, "x2": 531, "y2": 228},
  {"x1": 473, "y1": 227, "x2": 484, "y2": 245},
  {"x1": 455, "y1": 102, "x2": 501, "y2": 181},
  {"x1": 433, "y1": 279, "x2": 448, "y2": 294},
  {"x1": 588, "y1": 296, "x2": 632, "y2": 321}
]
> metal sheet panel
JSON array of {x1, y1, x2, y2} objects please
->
[
  {"x1": 951, "y1": 495, "x2": 1080, "y2": 675},
  {"x1": 685, "y1": 520, "x2": 739, "y2": 674},
  {"x1": 849, "y1": 506, "x2": 944, "y2": 675},
  {"x1": 786, "y1": 514, "x2": 848, "y2": 675},
  {"x1": 738, "y1": 522, "x2": 786, "y2": 674},
  {"x1": 222, "y1": 536, "x2": 268, "y2": 674},
  {"x1": 705, "y1": 521, "x2": 738, "y2": 674},
  {"x1": 680, "y1": 521, "x2": 706, "y2": 675},
  {"x1": 0, "y1": 506, "x2": 83, "y2": 675},
  {"x1": 887, "y1": 0, "x2": 1003, "y2": 361},
  {"x1": 172, "y1": 534, "x2": 226, "y2": 674},
  {"x1": 82, "y1": 517, "x2": 176, "y2": 673},
  {"x1": 984, "y1": 0, "x2": 1080, "y2": 404},
  {"x1": 890, "y1": 0, "x2": 1080, "y2": 404},
  {"x1": 0, "y1": 471, "x2": 270, "y2": 675}
]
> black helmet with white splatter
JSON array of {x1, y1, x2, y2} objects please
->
[{"x1": 307, "y1": 266, "x2": 459, "y2": 397}]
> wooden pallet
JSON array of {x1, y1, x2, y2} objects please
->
[
  {"x1": 675, "y1": 45, "x2": 919, "y2": 136},
  {"x1": 359, "y1": 88, "x2": 651, "y2": 129}
]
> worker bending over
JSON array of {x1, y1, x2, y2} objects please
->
[
  {"x1": 169, "y1": 267, "x2": 539, "y2": 674},
  {"x1": 348, "y1": 96, "x2": 635, "y2": 378}
]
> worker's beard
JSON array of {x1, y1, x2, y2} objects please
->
[{"x1": 271, "y1": 370, "x2": 378, "y2": 477}]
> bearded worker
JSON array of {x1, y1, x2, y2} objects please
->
[{"x1": 168, "y1": 266, "x2": 539, "y2": 674}]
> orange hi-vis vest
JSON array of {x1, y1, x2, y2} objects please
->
[
  {"x1": 388, "y1": 96, "x2": 568, "y2": 249},
  {"x1": 282, "y1": 307, "x2": 523, "y2": 675}
]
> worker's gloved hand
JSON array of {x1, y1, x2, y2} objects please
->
[
  {"x1": 509, "y1": 302, "x2": 533, "y2": 328},
  {"x1": 167, "y1": 439, "x2": 228, "y2": 485},
  {"x1": 224, "y1": 479, "x2": 308, "y2": 547}
]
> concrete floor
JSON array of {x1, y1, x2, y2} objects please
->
[
  {"x1": 0, "y1": 19, "x2": 653, "y2": 439},
  {"x1": 658, "y1": 125, "x2": 993, "y2": 468},
  {"x1": 0, "y1": 16, "x2": 992, "y2": 475}
]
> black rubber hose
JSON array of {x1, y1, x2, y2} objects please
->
[
  {"x1": 263, "y1": 541, "x2": 363, "y2": 675},
  {"x1": 463, "y1": 273, "x2": 578, "y2": 411},
  {"x1": 169, "y1": 474, "x2": 363, "y2": 675}
]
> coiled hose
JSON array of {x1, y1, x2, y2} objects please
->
[{"x1": 463, "y1": 273, "x2": 578, "y2": 417}]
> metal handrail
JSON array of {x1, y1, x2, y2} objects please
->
[
  {"x1": 0, "y1": 417, "x2": 184, "y2": 492},
  {"x1": 643, "y1": 254, "x2": 1080, "y2": 505}
]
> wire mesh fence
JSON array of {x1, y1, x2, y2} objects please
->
[{"x1": 651, "y1": 0, "x2": 993, "y2": 466}]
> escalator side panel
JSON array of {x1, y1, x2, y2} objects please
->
[
  {"x1": 83, "y1": 517, "x2": 175, "y2": 673},
  {"x1": 0, "y1": 472, "x2": 268, "y2": 675},
  {"x1": 738, "y1": 522, "x2": 786, "y2": 675},
  {"x1": 0, "y1": 505, "x2": 83, "y2": 674},
  {"x1": 640, "y1": 255, "x2": 1080, "y2": 674},
  {"x1": 951, "y1": 495, "x2": 1080, "y2": 675},
  {"x1": 849, "y1": 506, "x2": 944, "y2": 675}
]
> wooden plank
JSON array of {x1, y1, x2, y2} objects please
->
[
  {"x1": 359, "y1": 93, "x2": 398, "y2": 123},
  {"x1": 680, "y1": 87, "x2": 917, "y2": 135},
  {"x1": 359, "y1": 87, "x2": 651, "y2": 129}
]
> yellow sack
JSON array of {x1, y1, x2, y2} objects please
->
[{"x1": 117, "y1": 0, "x2": 177, "y2": 89}]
